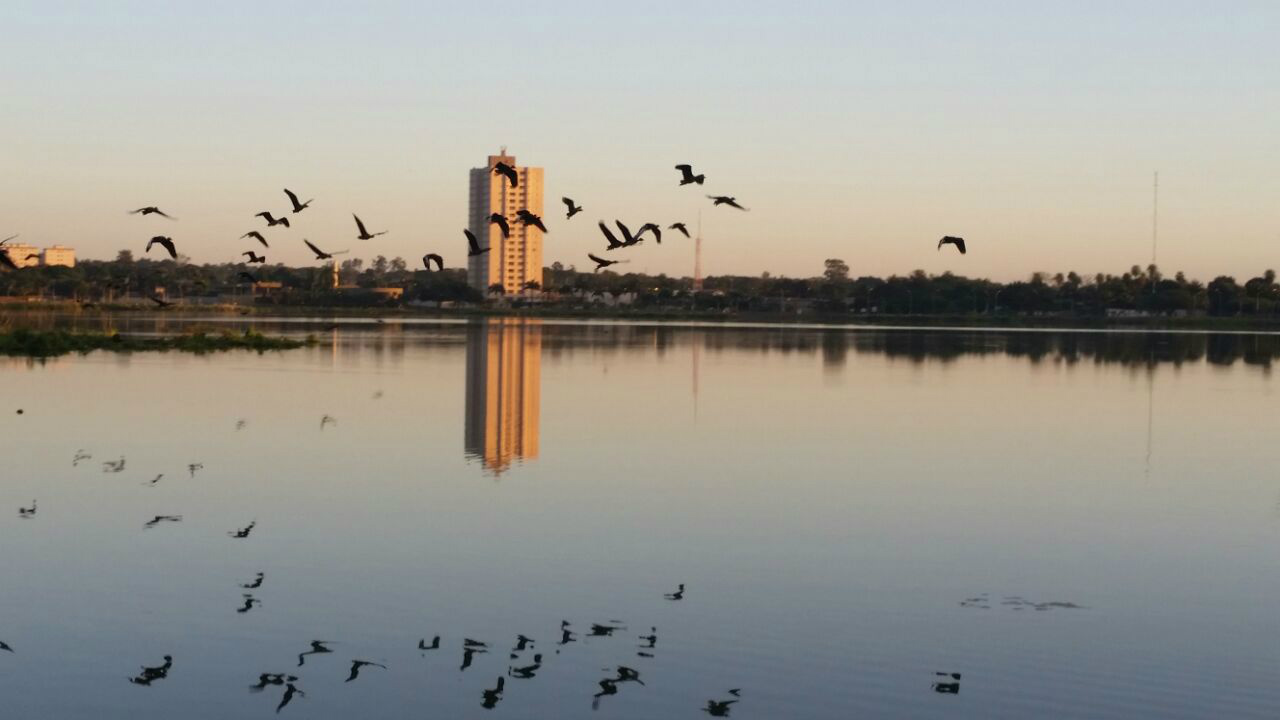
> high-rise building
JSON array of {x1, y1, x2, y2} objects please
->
[
  {"x1": 467, "y1": 149, "x2": 544, "y2": 295},
  {"x1": 464, "y1": 318, "x2": 541, "y2": 474},
  {"x1": 41, "y1": 246, "x2": 76, "y2": 268}
]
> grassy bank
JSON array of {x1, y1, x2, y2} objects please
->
[{"x1": 0, "y1": 328, "x2": 313, "y2": 357}]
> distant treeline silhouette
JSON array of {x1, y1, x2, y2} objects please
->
[{"x1": 2, "y1": 254, "x2": 1278, "y2": 318}]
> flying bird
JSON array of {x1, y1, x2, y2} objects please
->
[
  {"x1": 296, "y1": 641, "x2": 333, "y2": 667},
  {"x1": 229, "y1": 521, "x2": 257, "y2": 539},
  {"x1": 241, "y1": 573, "x2": 265, "y2": 589},
  {"x1": 284, "y1": 188, "x2": 312, "y2": 213},
  {"x1": 242, "y1": 251, "x2": 265, "y2": 264},
  {"x1": 0, "y1": 640, "x2": 12, "y2": 652},
  {"x1": 256, "y1": 212, "x2": 290, "y2": 228},
  {"x1": 148, "y1": 295, "x2": 173, "y2": 308},
  {"x1": 277, "y1": 681, "x2": 305, "y2": 713},
  {"x1": 237, "y1": 594, "x2": 261, "y2": 614},
  {"x1": 466, "y1": 229, "x2": 490, "y2": 257},
  {"x1": 937, "y1": 236, "x2": 966, "y2": 254},
  {"x1": 242, "y1": 231, "x2": 269, "y2": 248},
  {"x1": 303, "y1": 239, "x2": 346, "y2": 260},
  {"x1": 353, "y1": 214, "x2": 386, "y2": 240},
  {"x1": 598, "y1": 222, "x2": 624, "y2": 251},
  {"x1": 675, "y1": 164, "x2": 706, "y2": 185},
  {"x1": 143, "y1": 515, "x2": 182, "y2": 529},
  {"x1": 488, "y1": 213, "x2": 510, "y2": 239},
  {"x1": 128, "y1": 655, "x2": 173, "y2": 686},
  {"x1": 146, "y1": 236, "x2": 177, "y2": 259},
  {"x1": 588, "y1": 253, "x2": 623, "y2": 272},
  {"x1": 18, "y1": 500, "x2": 36, "y2": 518},
  {"x1": 23, "y1": 253, "x2": 39, "y2": 261},
  {"x1": 481, "y1": 677, "x2": 505, "y2": 709},
  {"x1": 670, "y1": 222, "x2": 691, "y2": 238},
  {"x1": 493, "y1": 161, "x2": 518, "y2": 188},
  {"x1": 707, "y1": 196, "x2": 749, "y2": 211},
  {"x1": 562, "y1": 197, "x2": 583, "y2": 219},
  {"x1": 130, "y1": 207, "x2": 175, "y2": 219},
  {"x1": 665, "y1": 583, "x2": 685, "y2": 601},
  {"x1": 616, "y1": 220, "x2": 644, "y2": 247},
  {"x1": 516, "y1": 210, "x2": 548, "y2": 233},
  {"x1": 238, "y1": 271, "x2": 258, "y2": 284},
  {"x1": 636, "y1": 223, "x2": 662, "y2": 244},
  {"x1": 345, "y1": 660, "x2": 386, "y2": 683},
  {"x1": 418, "y1": 636, "x2": 440, "y2": 651},
  {"x1": 422, "y1": 253, "x2": 443, "y2": 271}
]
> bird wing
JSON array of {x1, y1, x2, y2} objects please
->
[
  {"x1": 304, "y1": 239, "x2": 324, "y2": 256},
  {"x1": 937, "y1": 237, "x2": 945, "y2": 250},
  {"x1": 616, "y1": 220, "x2": 634, "y2": 242},
  {"x1": 587, "y1": 253, "x2": 610, "y2": 265},
  {"x1": 353, "y1": 214, "x2": 369, "y2": 236},
  {"x1": 153, "y1": 209, "x2": 174, "y2": 219},
  {"x1": 956, "y1": 238, "x2": 966, "y2": 254},
  {"x1": 0, "y1": 250, "x2": 16, "y2": 270},
  {"x1": 278, "y1": 217, "x2": 290, "y2": 228},
  {"x1": 675, "y1": 164, "x2": 693, "y2": 180},
  {"x1": 256, "y1": 212, "x2": 269, "y2": 220},
  {"x1": 284, "y1": 188, "x2": 300, "y2": 208},
  {"x1": 598, "y1": 222, "x2": 621, "y2": 248},
  {"x1": 465, "y1": 229, "x2": 480, "y2": 253},
  {"x1": 562, "y1": 197, "x2": 574, "y2": 208}
]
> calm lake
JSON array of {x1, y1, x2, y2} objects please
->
[{"x1": 3, "y1": 317, "x2": 1279, "y2": 719}]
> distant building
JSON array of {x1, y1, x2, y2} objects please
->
[
  {"x1": 4, "y1": 243, "x2": 41, "y2": 268},
  {"x1": 467, "y1": 149, "x2": 544, "y2": 296},
  {"x1": 41, "y1": 246, "x2": 75, "y2": 268},
  {"x1": 464, "y1": 319, "x2": 541, "y2": 474}
]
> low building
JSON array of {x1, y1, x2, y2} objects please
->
[
  {"x1": 41, "y1": 246, "x2": 75, "y2": 267},
  {"x1": 3, "y1": 243, "x2": 41, "y2": 268}
]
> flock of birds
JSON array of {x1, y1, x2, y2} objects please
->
[
  {"x1": 0, "y1": 162, "x2": 968, "y2": 281},
  {"x1": 6, "y1": 424, "x2": 768, "y2": 717}
]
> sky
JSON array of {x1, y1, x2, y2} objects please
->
[{"x1": 1, "y1": 1, "x2": 1277, "y2": 282}]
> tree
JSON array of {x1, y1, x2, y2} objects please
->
[
  {"x1": 116, "y1": 250, "x2": 134, "y2": 264},
  {"x1": 488, "y1": 283, "x2": 505, "y2": 296},
  {"x1": 390, "y1": 257, "x2": 407, "y2": 273},
  {"x1": 372, "y1": 255, "x2": 389, "y2": 274},
  {"x1": 823, "y1": 258, "x2": 849, "y2": 283}
]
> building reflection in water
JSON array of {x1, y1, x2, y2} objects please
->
[{"x1": 464, "y1": 318, "x2": 541, "y2": 474}]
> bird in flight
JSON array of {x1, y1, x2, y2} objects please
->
[
  {"x1": 481, "y1": 677, "x2": 505, "y2": 709},
  {"x1": 422, "y1": 253, "x2": 443, "y2": 272},
  {"x1": 0, "y1": 640, "x2": 13, "y2": 652},
  {"x1": 320, "y1": 414, "x2": 336, "y2": 429},
  {"x1": 665, "y1": 583, "x2": 685, "y2": 601},
  {"x1": 128, "y1": 655, "x2": 173, "y2": 686},
  {"x1": 237, "y1": 594, "x2": 262, "y2": 614},
  {"x1": 23, "y1": 253, "x2": 39, "y2": 262},
  {"x1": 256, "y1": 212, "x2": 290, "y2": 228},
  {"x1": 345, "y1": 660, "x2": 387, "y2": 683},
  {"x1": 241, "y1": 573, "x2": 265, "y2": 589},
  {"x1": 143, "y1": 515, "x2": 182, "y2": 529},
  {"x1": 249, "y1": 672, "x2": 293, "y2": 692},
  {"x1": 303, "y1": 239, "x2": 346, "y2": 260},
  {"x1": 676, "y1": 164, "x2": 706, "y2": 185},
  {"x1": 148, "y1": 295, "x2": 173, "y2": 308},
  {"x1": 18, "y1": 500, "x2": 36, "y2": 518},
  {"x1": 493, "y1": 161, "x2": 518, "y2": 188},
  {"x1": 296, "y1": 641, "x2": 333, "y2": 667},
  {"x1": 418, "y1": 636, "x2": 440, "y2": 651},
  {"x1": 937, "y1": 236, "x2": 966, "y2": 254},
  {"x1": 707, "y1": 196, "x2": 749, "y2": 211},
  {"x1": 238, "y1": 271, "x2": 258, "y2": 284},
  {"x1": 488, "y1": 213, "x2": 510, "y2": 239},
  {"x1": 277, "y1": 681, "x2": 305, "y2": 713},
  {"x1": 636, "y1": 223, "x2": 662, "y2": 244},
  {"x1": 563, "y1": 197, "x2": 583, "y2": 219},
  {"x1": 588, "y1": 253, "x2": 624, "y2": 272},
  {"x1": 284, "y1": 188, "x2": 312, "y2": 214},
  {"x1": 466, "y1": 229, "x2": 490, "y2": 257},
  {"x1": 670, "y1": 222, "x2": 691, "y2": 238},
  {"x1": 229, "y1": 521, "x2": 257, "y2": 539},
  {"x1": 353, "y1": 214, "x2": 386, "y2": 240},
  {"x1": 242, "y1": 231, "x2": 269, "y2": 248},
  {"x1": 615, "y1": 220, "x2": 644, "y2": 247},
  {"x1": 130, "y1": 207, "x2": 175, "y2": 219},
  {"x1": 508, "y1": 654, "x2": 542, "y2": 680},
  {"x1": 146, "y1": 236, "x2": 177, "y2": 259},
  {"x1": 242, "y1": 251, "x2": 265, "y2": 264},
  {"x1": 516, "y1": 210, "x2": 548, "y2": 233},
  {"x1": 598, "y1": 222, "x2": 624, "y2": 251}
]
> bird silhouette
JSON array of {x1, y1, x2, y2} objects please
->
[
  {"x1": 148, "y1": 294, "x2": 173, "y2": 308},
  {"x1": 598, "y1": 222, "x2": 625, "y2": 251},
  {"x1": 636, "y1": 223, "x2": 662, "y2": 244},
  {"x1": 558, "y1": 621, "x2": 576, "y2": 646},
  {"x1": 676, "y1": 164, "x2": 706, "y2": 185},
  {"x1": 589, "y1": 623, "x2": 623, "y2": 637},
  {"x1": 303, "y1": 239, "x2": 347, "y2": 260},
  {"x1": 296, "y1": 641, "x2": 333, "y2": 667},
  {"x1": 73, "y1": 450, "x2": 92, "y2": 466},
  {"x1": 704, "y1": 698, "x2": 739, "y2": 716},
  {"x1": 146, "y1": 236, "x2": 177, "y2": 259},
  {"x1": 508, "y1": 653, "x2": 542, "y2": 679},
  {"x1": 143, "y1": 515, "x2": 182, "y2": 529},
  {"x1": 464, "y1": 639, "x2": 489, "y2": 648},
  {"x1": 229, "y1": 521, "x2": 257, "y2": 539},
  {"x1": 284, "y1": 189, "x2": 312, "y2": 214},
  {"x1": 466, "y1": 229, "x2": 490, "y2": 256},
  {"x1": 241, "y1": 573, "x2": 265, "y2": 589},
  {"x1": 353, "y1": 214, "x2": 386, "y2": 240},
  {"x1": 513, "y1": 635, "x2": 534, "y2": 652},
  {"x1": 23, "y1": 253, "x2": 39, "y2": 262},
  {"x1": 237, "y1": 594, "x2": 261, "y2": 614},
  {"x1": 515, "y1": 210, "x2": 548, "y2": 233},
  {"x1": 481, "y1": 676, "x2": 505, "y2": 709},
  {"x1": 143, "y1": 474, "x2": 163, "y2": 487},
  {"x1": 665, "y1": 583, "x2": 685, "y2": 600},
  {"x1": 493, "y1": 162, "x2": 518, "y2": 188},
  {"x1": 17, "y1": 500, "x2": 36, "y2": 518},
  {"x1": 588, "y1": 253, "x2": 624, "y2": 272},
  {"x1": 129, "y1": 655, "x2": 173, "y2": 686},
  {"x1": 418, "y1": 636, "x2": 440, "y2": 651},
  {"x1": 102, "y1": 457, "x2": 126, "y2": 473},
  {"x1": 242, "y1": 231, "x2": 269, "y2": 248},
  {"x1": 250, "y1": 672, "x2": 294, "y2": 692},
  {"x1": 0, "y1": 640, "x2": 13, "y2": 652},
  {"x1": 563, "y1": 197, "x2": 583, "y2": 219},
  {"x1": 638, "y1": 628, "x2": 657, "y2": 649},
  {"x1": 592, "y1": 667, "x2": 645, "y2": 709},
  {"x1": 937, "y1": 236, "x2": 966, "y2": 254},
  {"x1": 616, "y1": 220, "x2": 643, "y2": 247},
  {"x1": 277, "y1": 682, "x2": 304, "y2": 713},
  {"x1": 188, "y1": 463, "x2": 203, "y2": 478},
  {"x1": 0, "y1": 249, "x2": 17, "y2": 271},
  {"x1": 130, "y1": 207, "x2": 175, "y2": 219},
  {"x1": 423, "y1": 253, "x2": 444, "y2": 271},
  {"x1": 461, "y1": 643, "x2": 487, "y2": 671},
  {"x1": 707, "y1": 195, "x2": 749, "y2": 211},
  {"x1": 256, "y1": 212, "x2": 290, "y2": 228},
  {"x1": 345, "y1": 660, "x2": 386, "y2": 682},
  {"x1": 238, "y1": 271, "x2": 258, "y2": 284},
  {"x1": 320, "y1": 414, "x2": 336, "y2": 429},
  {"x1": 670, "y1": 222, "x2": 691, "y2": 238},
  {"x1": 242, "y1": 251, "x2": 266, "y2": 264},
  {"x1": 487, "y1": 213, "x2": 510, "y2": 239}
]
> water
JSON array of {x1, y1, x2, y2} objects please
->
[{"x1": 3, "y1": 317, "x2": 1279, "y2": 718}]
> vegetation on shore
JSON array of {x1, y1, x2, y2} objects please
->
[{"x1": 0, "y1": 328, "x2": 312, "y2": 357}]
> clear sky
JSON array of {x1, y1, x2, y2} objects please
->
[{"x1": 1, "y1": 1, "x2": 1276, "y2": 281}]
